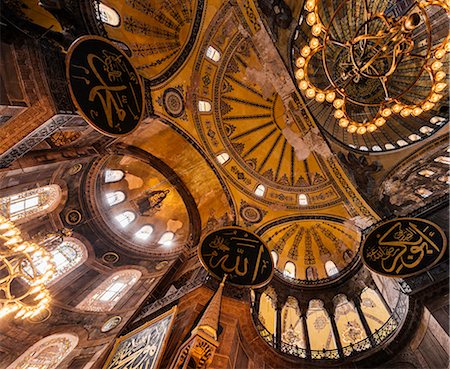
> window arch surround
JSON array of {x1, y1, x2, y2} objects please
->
[
  {"x1": 76, "y1": 269, "x2": 142, "y2": 312},
  {"x1": 0, "y1": 184, "x2": 62, "y2": 222},
  {"x1": 23, "y1": 237, "x2": 88, "y2": 286},
  {"x1": 6, "y1": 333, "x2": 78, "y2": 369}
]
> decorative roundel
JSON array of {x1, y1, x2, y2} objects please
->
[
  {"x1": 102, "y1": 252, "x2": 120, "y2": 264},
  {"x1": 163, "y1": 88, "x2": 185, "y2": 118},
  {"x1": 101, "y1": 316, "x2": 122, "y2": 333},
  {"x1": 68, "y1": 163, "x2": 83, "y2": 175},
  {"x1": 28, "y1": 308, "x2": 51, "y2": 323},
  {"x1": 155, "y1": 260, "x2": 169, "y2": 271},
  {"x1": 240, "y1": 204, "x2": 264, "y2": 224},
  {"x1": 65, "y1": 209, "x2": 82, "y2": 225}
]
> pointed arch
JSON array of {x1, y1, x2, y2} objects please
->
[
  {"x1": 76, "y1": 269, "x2": 141, "y2": 312},
  {"x1": 6, "y1": 333, "x2": 78, "y2": 369},
  {"x1": 0, "y1": 184, "x2": 62, "y2": 221}
]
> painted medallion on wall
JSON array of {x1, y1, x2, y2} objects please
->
[
  {"x1": 103, "y1": 307, "x2": 177, "y2": 369},
  {"x1": 361, "y1": 218, "x2": 447, "y2": 278},
  {"x1": 66, "y1": 36, "x2": 145, "y2": 137},
  {"x1": 199, "y1": 226, "x2": 274, "y2": 288}
]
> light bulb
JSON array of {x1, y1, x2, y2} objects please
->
[
  {"x1": 305, "y1": 0, "x2": 315, "y2": 12},
  {"x1": 334, "y1": 109, "x2": 344, "y2": 118},
  {"x1": 295, "y1": 69, "x2": 304, "y2": 80},
  {"x1": 316, "y1": 92, "x2": 325, "y2": 102},
  {"x1": 422, "y1": 102, "x2": 435, "y2": 111},
  {"x1": 347, "y1": 125, "x2": 357, "y2": 133},
  {"x1": 357, "y1": 126, "x2": 367, "y2": 135},
  {"x1": 326, "y1": 91, "x2": 336, "y2": 102},
  {"x1": 431, "y1": 61, "x2": 443, "y2": 71},
  {"x1": 375, "y1": 117, "x2": 386, "y2": 127},
  {"x1": 367, "y1": 124, "x2": 377, "y2": 133},
  {"x1": 312, "y1": 24, "x2": 322, "y2": 36},
  {"x1": 412, "y1": 107, "x2": 423, "y2": 116},
  {"x1": 435, "y1": 49, "x2": 446, "y2": 59},
  {"x1": 392, "y1": 104, "x2": 402, "y2": 113},
  {"x1": 301, "y1": 45, "x2": 311, "y2": 57},
  {"x1": 430, "y1": 93, "x2": 442, "y2": 103},
  {"x1": 306, "y1": 12, "x2": 316, "y2": 26},
  {"x1": 339, "y1": 118, "x2": 349, "y2": 127},
  {"x1": 333, "y1": 99, "x2": 344, "y2": 109},
  {"x1": 381, "y1": 108, "x2": 392, "y2": 117},
  {"x1": 299, "y1": 80, "x2": 308, "y2": 90},
  {"x1": 435, "y1": 71, "x2": 446, "y2": 81},
  {"x1": 310, "y1": 38, "x2": 320, "y2": 49},
  {"x1": 434, "y1": 83, "x2": 447, "y2": 92},
  {"x1": 306, "y1": 88, "x2": 316, "y2": 98},
  {"x1": 400, "y1": 108, "x2": 412, "y2": 117},
  {"x1": 296, "y1": 57, "x2": 305, "y2": 68}
]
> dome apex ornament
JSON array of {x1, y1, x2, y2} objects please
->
[{"x1": 294, "y1": 0, "x2": 450, "y2": 135}]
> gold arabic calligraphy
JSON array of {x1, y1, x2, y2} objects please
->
[{"x1": 366, "y1": 222, "x2": 440, "y2": 274}]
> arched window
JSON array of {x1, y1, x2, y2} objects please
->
[
  {"x1": 6, "y1": 333, "x2": 78, "y2": 369},
  {"x1": 96, "y1": 2, "x2": 120, "y2": 26},
  {"x1": 359, "y1": 146, "x2": 369, "y2": 151},
  {"x1": 415, "y1": 188, "x2": 432, "y2": 198},
  {"x1": 216, "y1": 152, "x2": 230, "y2": 165},
  {"x1": 372, "y1": 145, "x2": 382, "y2": 151},
  {"x1": 0, "y1": 185, "x2": 61, "y2": 221},
  {"x1": 333, "y1": 294, "x2": 368, "y2": 353},
  {"x1": 271, "y1": 251, "x2": 278, "y2": 267},
  {"x1": 419, "y1": 126, "x2": 433, "y2": 134},
  {"x1": 254, "y1": 184, "x2": 266, "y2": 197},
  {"x1": 105, "y1": 191, "x2": 125, "y2": 206},
  {"x1": 298, "y1": 194, "x2": 308, "y2": 206},
  {"x1": 385, "y1": 143, "x2": 395, "y2": 150},
  {"x1": 206, "y1": 46, "x2": 221, "y2": 62},
  {"x1": 306, "y1": 299, "x2": 337, "y2": 351},
  {"x1": 306, "y1": 266, "x2": 318, "y2": 281},
  {"x1": 430, "y1": 116, "x2": 446, "y2": 125},
  {"x1": 434, "y1": 156, "x2": 450, "y2": 165},
  {"x1": 282, "y1": 297, "x2": 306, "y2": 356},
  {"x1": 105, "y1": 169, "x2": 124, "y2": 183},
  {"x1": 360, "y1": 288, "x2": 391, "y2": 333},
  {"x1": 408, "y1": 134, "x2": 420, "y2": 142},
  {"x1": 325, "y1": 260, "x2": 339, "y2": 277},
  {"x1": 284, "y1": 261, "x2": 296, "y2": 278},
  {"x1": 158, "y1": 231, "x2": 174, "y2": 245},
  {"x1": 397, "y1": 140, "x2": 408, "y2": 147},
  {"x1": 418, "y1": 169, "x2": 435, "y2": 178},
  {"x1": 76, "y1": 269, "x2": 141, "y2": 312},
  {"x1": 115, "y1": 211, "x2": 135, "y2": 227},
  {"x1": 135, "y1": 225, "x2": 154, "y2": 241},
  {"x1": 259, "y1": 289, "x2": 276, "y2": 335},
  {"x1": 198, "y1": 100, "x2": 211, "y2": 112},
  {"x1": 23, "y1": 238, "x2": 87, "y2": 285}
]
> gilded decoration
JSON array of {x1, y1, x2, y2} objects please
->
[
  {"x1": 259, "y1": 217, "x2": 360, "y2": 281},
  {"x1": 104, "y1": 307, "x2": 177, "y2": 369},
  {"x1": 100, "y1": 0, "x2": 205, "y2": 84}
]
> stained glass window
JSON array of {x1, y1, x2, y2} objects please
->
[
  {"x1": 22, "y1": 239, "x2": 87, "y2": 285},
  {"x1": 105, "y1": 169, "x2": 125, "y2": 183},
  {"x1": 105, "y1": 191, "x2": 126, "y2": 206},
  {"x1": 0, "y1": 185, "x2": 61, "y2": 221},
  {"x1": 76, "y1": 270, "x2": 141, "y2": 312},
  {"x1": 5, "y1": 333, "x2": 78, "y2": 369}
]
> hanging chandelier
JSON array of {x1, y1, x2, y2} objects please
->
[
  {"x1": 0, "y1": 215, "x2": 55, "y2": 320},
  {"x1": 294, "y1": 0, "x2": 450, "y2": 135}
]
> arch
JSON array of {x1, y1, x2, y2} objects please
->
[
  {"x1": 97, "y1": 2, "x2": 121, "y2": 26},
  {"x1": 333, "y1": 294, "x2": 368, "y2": 352},
  {"x1": 6, "y1": 333, "x2": 78, "y2": 369},
  {"x1": 271, "y1": 251, "x2": 278, "y2": 267},
  {"x1": 298, "y1": 194, "x2": 308, "y2": 206},
  {"x1": 306, "y1": 299, "x2": 337, "y2": 351},
  {"x1": 198, "y1": 100, "x2": 211, "y2": 112},
  {"x1": 206, "y1": 46, "x2": 221, "y2": 62},
  {"x1": 325, "y1": 260, "x2": 339, "y2": 277},
  {"x1": 0, "y1": 184, "x2": 62, "y2": 221},
  {"x1": 216, "y1": 152, "x2": 230, "y2": 165},
  {"x1": 135, "y1": 225, "x2": 154, "y2": 241},
  {"x1": 115, "y1": 211, "x2": 136, "y2": 227},
  {"x1": 104, "y1": 169, "x2": 124, "y2": 183},
  {"x1": 259, "y1": 289, "x2": 276, "y2": 335},
  {"x1": 284, "y1": 261, "x2": 296, "y2": 278},
  {"x1": 159, "y1": 231, "x2": 175, "y2": 245},
  {"x1": 306, "y1": 266, "x2": 318, "y2": 281},
  {"x1": 360, "y1": 287, "x2": 391, "y2": 333},
  {"x1": 105, "y1": 191, "x2": 126, "y2": 206},
  {"x1": 76, "y1": 269, "x2": 141, "y2": 312},
  {"x1": 254, "y1": 184, "x2": 266, "y2": 197},
  {"x1": 23, "y1": 237, "x2": 88, "y2": 286},
  {"x1": 281, "y1": 297, "x2": 306, "y2": 354}
]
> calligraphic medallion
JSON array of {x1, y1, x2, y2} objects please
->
[
  {"x1": 361, "y1": 218, "x2": 447, "y2": 278},
  {"x1": 66, "y1": 36, "x2": 145, "y2": 137},
  {"x1": 199, "y1": 226, "x2": 274, "y2": 288}
]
